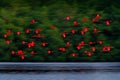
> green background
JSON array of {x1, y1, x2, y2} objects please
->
[{"x1": 0, "y1": 0, "x2": 120, "y2": 62}]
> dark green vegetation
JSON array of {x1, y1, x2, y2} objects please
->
[{"x1": 0, "y1": 0, "x2": 120, "y2": 62}]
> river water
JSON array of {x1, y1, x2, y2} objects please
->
[
  {"x1": 0, "y1": 62, "x2": 119, "y2": 80},
  {"x1": 0, "y1": 71, "x2": 120, "y2": 80}
]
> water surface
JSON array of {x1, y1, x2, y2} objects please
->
[
  {"x1": 0, "y1": 62, "x2": 120, "y2": 80},
  {"x1": 0, "y1": 71, "x2": 120, "y2": 80}
]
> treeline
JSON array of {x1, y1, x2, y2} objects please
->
[{"x1": 0, "y1": 0, "x2": 120, "y2": 62}]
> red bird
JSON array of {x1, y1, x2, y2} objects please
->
[
  {"x1": 107, "y1": 46, "x2": 112, "y2": 51},
  {"x1": 81, "y1": 30, "x2": 84, "y2": 35},
  {"x1": 3, "y1": 34, "x2": 8, "y2": 38},
  {"x1": 92, "y1": 14, "x2": 100, "y2": 23},
  {"x1": 87, "y1": 51, "x2": 92, "y2": 56},
  {"x1": 41, "y1": 42, "x2": 48, "y2": 47},
  {"x1": 71, "y1": 29, "x2": 76, "y2": 34},
  {"x1": 59, "y1": 47, "x2": 66, "y2": 52},
  {"x1": 98, "y1": 40, "x2": 103, "y2": 45},
  {"x1": 83, "y1": 27, "x2": 89, "y2": 32},
  {"x1": 71, "y1": 53, "x2": 77, "y2": 57},
  {"x1": 47, "y1": 50, "x2": 52, "y2": 54},
  {"x1": 92, "y1": 18, "x2": 97, "y2": 23},
  {"x1": 32, "y1": 34, "x2": 42, "y2": 38},
  {"x1": 22, "y1": 41, "x2": 27, "y2": 45},
  {"x1": 95, "y1": 14, "x2": 100, "y2": 19},
  {"x1": 35, "y1": 28, "x2": 41, "y2": 34},
  {"x1": 30, "y1": 51, "x2": 36, "y2": 55},
  {"x1": 31, "y1": 19, "x2": 35, "y2": 24},
  {"x1": 65, "y1": 16, "x2": 71, "y2": 21},
  {"x1": 76, "y1": 45, "x2": 81, "y2": 50},
  {"x1": 61, "y1": 32, "x2": 67, "y2": 38},
  {"x1": 92, "y1": 47, "x2": 96, "y2": 52},
  {"x1": 66, "y1": 42, "x2": 71, "y2": 46},
  {"x1": 25, "y1": 29, "x2": 31, "y2": 33},
  {"x1": 21, "y1": 55, "x2": 25, "y2": 60},
  {"x1": 105, "y1": 20, "x2": 110, "y2": 25},
  {"x1": 16, "y1": 31, "x2": 21, "y2": 35},
  {"x1": 84, "y1": 50, "x2": 92, "y2": 56},
  {"x1": 93, "y1": 28, "x2": 99, "y2": 33},
  {"x1": 73, "y1": 21, "x2": 79, "y2": 26},
  {"x1": 7, "y1": 30, "x2": 12, "y2": 35},
  {"x1": 89, "y1": 41, "x2": 94, "y2": 45},
  {"x1": 17, "y1": 50, "x2": 24, "y2": 56},
  {"x1": 37, "y1": 34, "x2": 42, "y2": 38},
  {"x1": 28, "y1": 41, "x2": 35, "y2": 48},
  {"x1": 5, "y1": 40, "x2": 10, "y2": 44},
  {"x1": 102, "y1": 46, "x2": 112, "y2": 52},
  {"x1": 11, "y1": 50, "x2": 15, "y2": 55},
  {"x1": 79, "y1": 41, "x2": 85, "y2": 47}
]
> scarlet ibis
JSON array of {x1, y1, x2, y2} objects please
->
[
  {"x1": 65, "y1": 16, "x2": 71, "y2": 21},
  {"x1": 105, "y1": 20, "x2": 110, "y2": 25},
  {"x1": 30, "y1": 51, "x2": 36, "y2": 55},
  {"x1": 31, "y1": 19, "x2": 35, "y2": 24},
  {"x1": 16, "y1": 31, "x2": 21, "y2": 35},
  {"x1": 95, "y1": 14, "x2": 100, "y2": 19},
  {"x1": 79, "y1": 41, "x2": 85, "y2": 46},
  {"x1": 107, "y1": 46, "x2": 112, "y2": 51},
  {"x1": 36, "y1": 34, "x2": 42, "y2": 38},
  {"x1": 84, "y1": 51, "x2": 92, "y2": 56},
  {"x1": 3, "y1": 34, "x2": 8, "y2": 38},
  {"x1": 41, "y1": 42, "x2": 48, "y2": 47},
  {"x1": 28, "y1": 41, "x2": 35, "y2": 48},
  {"x1": 92, "y1": 18, "x2": 97, "y2": 23},
  {"x1": 87, "y1": 51, "x2": 92, "y2": 56},
  {"x1": 73, "y1": 21, "x2": 79, "y2": 26},
  {"x1": 21, "y1": 55, "x2": 25, "y2": 60},
  {"x1": 17, "y1": 50, "x2": 24, "y2": 56},
  {"x1": 25, "y1": 29, "x2": 30, "y2": 33},
  {"x1": 80, "y1": 30, "x2": 84, "y2": 35},
  {"x1": 61, "y1": 32, "x2": 67, "y2": 38},
  {"x1": 71, "y1": 53, "x2": 77, "y2": 57},
  {"x1": 102, "y1": 46, "x2": 112, "y2": 52},
  {"x1": 66, "y1": 42, "x2": 71, "y2": 46},
  {"x1": 22, "y1": 41, "x2": 27, "y2": 45},
  {"x1": 47, "y1": 50, "x2": 52, "y2": 54},
  {"x1": 71, "y1": 29, "x2": 76, "y2": 34},
  {"x1": 31, "y1": 41, "x2": 35, "y2": 46},
  {"x1": 92, "y1": 14, "x2": 100, "y2": 23},
  {"x1": 94, "y1": 28, "x2": 99, "y2": 33},
  {"x1": 98, "y1": 40, "x2": 103, "y2": 45},
  {"x1": 35, "y1": 28, "x2": 41, "y2": 34},
  {"x1": 89, "y1": 41, "x2": 94, "y2": 45},
  {"x1": 7, "y1": 30, "x2": 12, "y2": 35},
  {"x1": 59, "y1": 47, "x2": 66, "y2": 52},
  {"x1": 5, "y1": 40, "x2": 10, "y2": 44},
  {"x1": 92, "y1": 47, "x2": 96, "y2": 52},
  {"x1": 32, "y1": 34, "x2": 42, "y2": 38},
  {"x1": 83, "y1": 27, "x2": 89, "y2": 32},
  {"x1": 11, "y1": 50, "x2": 15, "y2": 55},
  {"x1": 76, "y1": 45, "x2": 81, "y2": 50}
]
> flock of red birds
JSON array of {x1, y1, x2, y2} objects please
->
[{"x1": 1, "y1": 14, "x2": 112, "y2": 60}]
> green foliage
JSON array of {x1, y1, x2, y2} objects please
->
[{"x1": 0, "y1": 0, "x2": 119, "y2": 62}]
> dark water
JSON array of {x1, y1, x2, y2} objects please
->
[{"x1": 0, "y1": 62, "x2": 120, "y2": 80}]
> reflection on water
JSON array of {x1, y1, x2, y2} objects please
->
[
  {"x1": 0, "y1": 71, "x2": 120, "y2": 80},
  {"x1": 0, "y1": 62, "x2": 120, "y2": 80}
]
